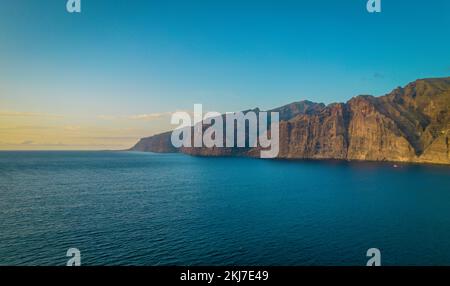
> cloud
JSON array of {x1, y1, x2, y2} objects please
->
[
  {"x1": 128, "y1": 110, "x2": 195, "y2": 121},
  {"x1": 98, "y1": 112, "x2": 176, "y2": 121},
  {"x1": 128, "y1": 112, "x2": 172, "y2": 121},
  {"x1": 64, "y1": 125, "x2": 82, "y2": 131},
  {"x1": 373, "y1": 72, "x2": 384, "y2": 79},
  {"x1": 75, "y1": 136, "x2": 139, "y2": 141},
  {"x1": 361, "y1": 72, "x2": 385, "y2": 81},
  {"x1": 1, "y1": 141, "x2": 125, "y2": 148},
  {"x1": 21, "y1": 140, "x2": 34, "y2": 145},
  {"x1": 0, "y1": 111, "x2": 63, "y2": 118},
  {"x1": 97, "y1": 115, "x2": 117, "y2": 120},
  {"x1": 0, "y1": 125, "x2": 52, "y2": 130}
]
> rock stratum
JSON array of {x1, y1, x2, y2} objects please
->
[{"x1": 131, "y1": 77, "x2": 450, "y2": 165}]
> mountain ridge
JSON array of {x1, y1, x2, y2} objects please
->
[{"x1": 130, "y1": 77, "x2": 450, "y2": 165}]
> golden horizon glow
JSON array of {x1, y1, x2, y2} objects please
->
[{"x1": 0, "y1": 110, "x2": 174, "y2": 150}]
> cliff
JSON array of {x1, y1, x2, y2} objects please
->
[
  {"x1": 130, "y1": 77, "x2": 450, "y2": 164},
  {"x1": 131, "y1": 131, "x2": 179, "y2": 153}
]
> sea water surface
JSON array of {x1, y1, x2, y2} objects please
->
[{"x1": 0, "y1": 151, "x2": 450, "y2": 266}]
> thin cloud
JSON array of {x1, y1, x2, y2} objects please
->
[
  {"x1": 361, "y1": 72, "x2": 385, "y2": 81},
  {"x1": 20, "y1": 140, "x2": 34, "y2": 145},
  {"x1": 128, "y1": 112, "x2": 172, "y2": 121},
  {"x1": 129, "y1": 110, "x2": 195, "y2": 121},
  {"x1": 64, "y1": 125, "x2": 82, "y2": 131},
  {"x1": 0, "y1": 111, "x2": 63, "y2": 118},
  {"x1": 0, "y1": 125, "x2": 52, "y2": 130},
  {"x1": 373, "y1": 72, "x2": 384, "y2": 79},
  {"x1": 98, "y1": 111, "x2": 187, "y2": 121},
  {"x1": 1, "y1": 141, "x2": 125, "y2": 147},
  {"x1": 75, "y1": 136, "x2": 139, "y2": 140},
  {"x1": 97, "y1": 115, "x2": 117, "y2": 120}
]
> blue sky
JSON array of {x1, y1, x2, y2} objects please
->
[{"x1": 0, "y1": 0, "x2": 449, "y2": 149}]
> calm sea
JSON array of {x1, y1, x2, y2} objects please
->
[{"x1": 0, "y1": 151, "x2": 450, "y2": 266}]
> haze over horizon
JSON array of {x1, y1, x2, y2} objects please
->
[{"x1": 1, "y1": 0, "x2": 449, "y2": 150}]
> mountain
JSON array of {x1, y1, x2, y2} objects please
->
[{"x1": 130, "y1": 77, "x2": 450, "y2": 165}]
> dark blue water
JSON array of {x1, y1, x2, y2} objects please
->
[{"x1": 0, "y1": 151, "x2": 449, "y2": 266}]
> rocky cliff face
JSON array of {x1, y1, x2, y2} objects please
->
[
  {"x1": 132, "y1": 131, "x2": 179, "y2": 153},
  {"x1": 130, "y1": 77, "x2": 450, "y2": 164}
]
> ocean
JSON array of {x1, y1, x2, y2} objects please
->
[{"x1": 0, "y1": 151, "x2": 449, "y2": 266}]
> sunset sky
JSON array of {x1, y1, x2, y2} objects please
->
[{"x1": 1, "y1": 0, "x2": 449, "y2": 150}]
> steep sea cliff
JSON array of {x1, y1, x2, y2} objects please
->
[{"x1": 131, "y1": 77, "x2": 450, "y2": 165}]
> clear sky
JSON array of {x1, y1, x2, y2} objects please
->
[{"x1": 0, "y1": 0, "x2": 449, "y2": 150}]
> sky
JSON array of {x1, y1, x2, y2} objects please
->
[{"x1": 0, "y1": 0, "x2": 449, "y2": 150}]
